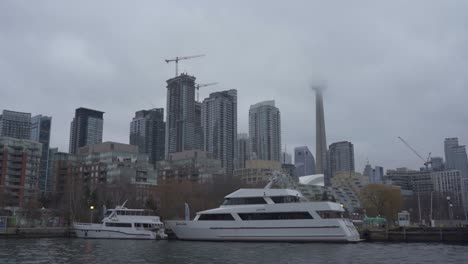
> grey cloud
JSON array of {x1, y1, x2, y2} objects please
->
[{"x1": 1, "y1": 0, "x2": 468, "y2": 171}]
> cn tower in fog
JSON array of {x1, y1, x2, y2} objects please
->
[{"x1": 313, "y1": 85, "x2": 327, "y2": 175}]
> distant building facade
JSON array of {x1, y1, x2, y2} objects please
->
[
  {"x1": 30, "y1": 115, "x2": 52, "y2": 195},
  {"x1": 385, "y1": 168, "x2": 433, "y2": 193},
  {"x1": 49, "y1": 151, "x2": 78, "y2": 197},
  {"x1": 0, "y1": 110, "x2": 31, "y2": 139},
  {"x1": 249, "y1": 100, "x2": 281, "y2": 161},
  {"x1": 235, "y1": 133, "x2": 250, "y2": 169},
  {"x1": 431, "y1": 170, "x2": 466, "y2": 209},
  {"x1": 329, "y1": 171, "x2": 369, "y2": 212},
  {"x1": 363, "y1": 163, "x2": 384, "y2": 183},
  {"x1": 430, "y1": 157, "x2": 445, "y2": 171},
  {"x1": 444, "y1": 138, "x2": 468, "y2": 179},
  {"x1": 234, "y1": 160, "x2": 281, "y2": 186},
  {"x1": 69, "y1": 108, "x2": 104, "y2": 154},
  {"x1": 130, "y1": 108, "x2": 166, "y2": 165},
  {"x1": 326, "y1": 141, "x2": 355, "y2": 185},
  {"x1": 294, "y1": 146, "x2": 315, "y2": 177},
  {"x1": 76, "y1": 142, "x2": 157, "y2": 189},
  {"x1": 165, "y1": 74, "x2": 202, "y2": 156},
  {"x1": 281, "y1": 151, "x2": 292, "y2": 165},
  {"x1": 0, "y1": 137, "x2": 42, "y2": 207},
  {"x1": 157, "y1": 150, "x2": 225, "y2": 184},
  {"x1": 201, "y1": 90, "x2": 237, "y2": 175}
]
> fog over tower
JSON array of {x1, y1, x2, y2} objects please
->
[{"x1": 313, "y1": 85, "x2": 327, "y2": 174}]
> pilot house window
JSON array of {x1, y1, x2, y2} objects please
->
[
  {"x1": 317, "y1": 211, "x2": 343, "y2": 219},
  {"x1": 238, "y1": 212, "x2": 313, "y2": 220},
  {"x1": 222, "y1": 197, "x2": 267, "y2": 205},
  {"x1": 198, "y1": 214, "x2": 235, "y2": 221}
]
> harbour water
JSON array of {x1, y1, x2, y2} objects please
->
[{"x1": 1, "y1": 239, "x2": 467, "y2": 264}]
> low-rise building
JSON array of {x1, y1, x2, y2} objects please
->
[
  {"x1": 157, "y1": 150, "x2": 225, "y2": 184},
  {"x1": 234, "y1": 160, "x2": 281, "y2": 186}
]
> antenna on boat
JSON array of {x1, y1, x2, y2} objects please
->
[{"x1": 121, "y1": 200, "x2": 128, "y2": 208}]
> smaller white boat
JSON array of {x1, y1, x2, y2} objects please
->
[{"x1": 73, "y1": 201, "x2": 167, "y2": 240}]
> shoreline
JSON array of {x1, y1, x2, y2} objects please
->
[{"x1": 2, "y1": 227, "x2": 468, "y2": 243}]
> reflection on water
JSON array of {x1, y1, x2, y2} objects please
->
[{"x1": 0, "y1": 238, "x2": 467, "y2": 264}]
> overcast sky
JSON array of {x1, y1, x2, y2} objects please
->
[{"x1": 1, "y1": 0, "x2": 468, "y2": 172}]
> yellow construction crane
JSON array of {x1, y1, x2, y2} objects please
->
[
  {"x1": 195, "y1": 82, "x2": 218, "y2": 101},
  {"x1": 165, "y1": 54, "x2": 205, "y2": 77}
]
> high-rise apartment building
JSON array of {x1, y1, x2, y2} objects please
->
[
  {"x1": 313, "y1": 87, "x2": 327, "y2": 174},
  {"x1": 281, "y1": 151, "x2": 292, "y2": 165},
  {"x1": 165, "y1": 74, "x2": 202, "y2": 155},
  {"x1": 444, "y1": 138, "x2": 468, "y2": 178},
  {"x1": 327, "y1": 141, "x2": 355, "y2": 185},
  {"x1": 130, "y1": 108, "x2": 166, "y2": 165},
  {"x1": 69, "y1": 108, "x2": 104, "y2": 154},
  {"x1": 363, "y1": 163, "x2": 384, "y2": 183},
  {"x1": 0, "y1": 137, "x2": 42, "y2": 207},
  {"x1": 30, "y1": 115, "x2": 52, "y2": 195},
  {"x1": 235, "y1": 133, "x2": 250, "y2": 169},
  {"x1": 249, "y1": 100, "x2": 281, "y2": 161},
  {"x1": 294, "y1": 146, "x2": 316, "y2": 176},
  {"x1": 0, "y1": 110, "x2": 31, "y2": 139},
  {"x1": 201, "y1": 89, "x2": 237, "y2": 174},
  {"x1": 445, "y1": 138, "x2": 459, "y2": 169}
]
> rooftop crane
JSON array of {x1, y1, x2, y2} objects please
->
[
  {"x1": 397, "y1": 136, "x2": 433, "y2": 224},
  {"x1": 165, "y1": 54, "x2": 205, "y2": 77},
  {"x1": 195, "y1": 82, "x2": 218, "y2": 101},
  {"x1": 397, "y1": 136, "x2": 432, "y2": 170}
]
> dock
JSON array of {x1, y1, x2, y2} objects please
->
[
  {"x1": 0, "y1": 227, "x2": 72, "y2": 238},
  {"x1": 361, "y1": 227, "x2": 468, "y2": 243}
]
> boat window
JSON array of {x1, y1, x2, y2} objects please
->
[
  {"x1": 271, "y1": 196, "x2": 300, "y2": 204},
  {"x1": 135, "y1": 223, "x2": 141, "y2": 228},
  {"x1": 238, "y1": 212, "x2": 313, "y2": 220},
  {"x1": 222, "y1": 197, "x2": 267, "y2": 205},
  {"x1": 105, "y1": 222, "x2": 132, "y2": 228},
  {"x1": 317, "y1": 211, "x2": 343, "y2": 219},
  {"x1": 198, "y1": 214, "x2": 235, "y2": 221}
]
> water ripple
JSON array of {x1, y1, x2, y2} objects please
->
[{"x1": 0, "y1": 239, "x2": 467, "y2": 264}]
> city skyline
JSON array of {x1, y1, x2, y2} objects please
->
[{"x1": 2, "y1": 1, "x2": 468, "y2": 171}]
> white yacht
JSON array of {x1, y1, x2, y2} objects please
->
[
  {"x1": 166, "y1": 188, "x2": 360, "y2": 242},
  {"x1": 73, "y1": 202, "x2": 167, "y2": 240}
]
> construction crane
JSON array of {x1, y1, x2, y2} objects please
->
[
  {"x1": 195, "y1": 82, "x2": 218, "y2": 101},
  {"x1": 165, "y1": 54, "x2": 205, "y2": 77},
  {"x1": 397, "y1": 136, "x2": 432, "y2": 170}
]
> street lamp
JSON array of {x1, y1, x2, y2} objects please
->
[
  {"x1": 89, "y1": 205, "x2": 95, "y2": 222},
  {"x1": 446, "y1": 196, "x2": 452, "y2": 221}
]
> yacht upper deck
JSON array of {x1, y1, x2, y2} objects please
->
[{"x1": 225, "y1": 189, "x2": 304, "y2": 199}]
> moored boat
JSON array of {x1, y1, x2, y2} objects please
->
[
  {"x1": 73, "y1": 202, "x2": 167, "y2": 240},
  {"x1": 166, "y1": 188, "x2": 360, "y2": 242}
]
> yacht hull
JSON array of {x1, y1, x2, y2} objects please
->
[
  {"x1": 166, "y1": 219, "x2": 360, "y2": 242},
  {"x1": 73, "y1": 223, "x2": 157, "y2": 240}
]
